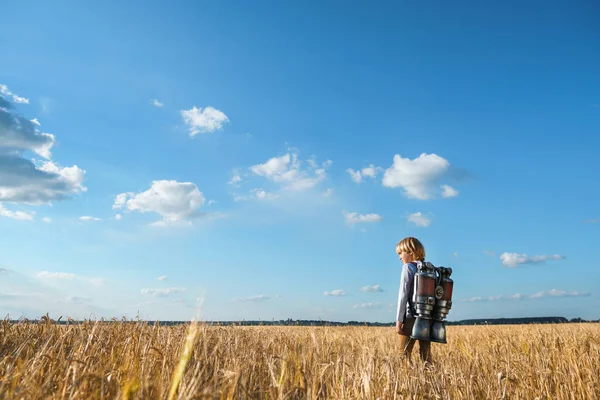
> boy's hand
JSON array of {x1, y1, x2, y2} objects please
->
[{"x1": 396, "y1": 320, "x2": 403, "y2": 334}]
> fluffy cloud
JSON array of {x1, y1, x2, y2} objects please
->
[
  {"x1": 359, "y1": 284, "x2": 383, "y2": 293},
  {"x1": 113, "y1": 180, "x2": 206, "y2": 227},
  {"x1": 500, "y1": 252, "x2": 565, "y2": 267},
  {"x1": 249, "y1": 152, "x2": 332, "y2": 192},
  {"x1": 141, "y1": 287, "x2": 187, "y2": 297},
  {"x1": 346, "y1": 164, "x2": 381, "y2": 183},
  {"x1": 382, "y1": 153, "x2": 458, "y2": 200},
  {"x1": 407, "y1": 212, "x2": 432, "y2": 227},
  {"x1": 0, "y1": 84, "x2": 29, "y2": 104},
  {"x1": 0, "y1": 203, "x2": 34, "y2": 221},
  {"x1": 353, "y1": 302, "x2": 383, "y2": 309},
  {"x1": 441, "y1": 184, "x2": 459, "y2": 198},
  {"x1": 324, "y1": 289, "x2": 346, "y2": 296},
  {"x1": 180, "y1": 106, "x2": 229, "y2": 136},
  {"x1": 228, "y1": 169, "x2": 243, "y2": 187},
  {"x1": 343, "y1": 211, "x2": 382, "y2": 225},
  {"x1": 42, "y1": 217, "x2": 51, "y2": 223},
  {"x1": 157, "y1": 276, "x2": 167, "y2": 281},
  {"x1": 152, "y1": 99, "x2": 163, "y2": 108},
  {"x1": 0, "y1": 91, "x2": 87, "y2": 205},
  {"x1": 79, "y1": 216, "x2": 101, "y2": 222}
]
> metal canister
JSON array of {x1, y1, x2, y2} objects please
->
[
  {"x1": 431, "y1": 267, "x2": 453, "y2": 344},
  {"x1": 410, "y1": 261, "x2": 436, "y2": 341}
]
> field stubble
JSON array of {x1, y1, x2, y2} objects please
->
[{"x1": 0, "y1": 319, "x2": 598, "y2": 399}]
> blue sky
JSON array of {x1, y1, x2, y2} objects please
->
[{"x1": 1, "y1": 1, "x2": 599, "y2": 322}]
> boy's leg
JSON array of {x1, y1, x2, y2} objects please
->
[
  {"x1": 399, "y1": 317, "x2": 416, "y2": 359},
  {"x1": 418, "y1": 340, "x2": 432, "y2": 364},
  {"x1": 399, "y1": 335, "x2": 415, "y2": 359}
]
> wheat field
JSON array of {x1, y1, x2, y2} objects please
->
[{"x1": 0, "y1": 318, "x2": 598, "y2": 399}]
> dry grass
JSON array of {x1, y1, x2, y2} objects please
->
[{"x1": 1, "y1": 318, "x2": 599, "y2": 399}]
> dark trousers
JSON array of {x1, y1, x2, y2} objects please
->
[{"x1": 398, "y1": 317, "x2": 432, "y2": 363}]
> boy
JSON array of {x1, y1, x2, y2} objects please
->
[{"x1": 396, "y1": 237, "x2": 432, "y2": 364}]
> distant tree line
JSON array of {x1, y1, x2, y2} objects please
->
[{"x1": 6, "y1": 316, "x2": 599, "y2": 326}]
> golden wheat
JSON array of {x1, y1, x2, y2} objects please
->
[{"x1": 0, "y1": 318, "x2": 598, "y2": 399}]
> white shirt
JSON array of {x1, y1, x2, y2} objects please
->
[{"x1": 396, "y1": 261, "x2": 418, "y2": 322}]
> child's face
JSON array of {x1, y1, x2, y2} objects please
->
[{"x1": 397, "y1": 246, "x2": 415, "y2": 264}]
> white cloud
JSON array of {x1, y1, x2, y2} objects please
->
[
  {"x1": 324, "y1": 289, "x2": 346, "y2": 296},
  {"x1": 382, "y1": 153, "x2": 457, "y2": 200},
  {"x1": 36, "y1": 271, "x2": 76, "y2": 280},
  {"x1": 347, "y1": 169, "x2": 362, "y2": 183},
  {"x1": 228, "y1": 170, "x2": 243, "y2": 187},
  {"x1": 114, "y1": 214, "x2": 122, "y2": 221},
  {"x1": 180, "y1": 106, "x2": 229, "y2": 136},
  {"x1": 461, "y1": 289, "x2": 589, "y2": 302},
  {"x1": 462, "y1": 296, "x2": 485, "y2": 303},
  {"x1": 113, "y1": 180, "x2": 206, "y2": 227},
  {"x1": 79, "y1": 216, "x2": 101, "y2": 222},
  {"x1": 359, "y1": 284, "x2": 383, "y2": 293},
  {"x1": 233, "y1": 187, "x2": 280, "y2": 202},
  {"x1": 530, "y1": 289, "x2": 590, "y2": 299},
  {"x1": 343, "y1": 211, "x2": 382, "y2": 225},
  {"x1": 157, "y1": 276, "x2": 167, "y2": 281},
  {"x1": 353, "y1": 302, "x2": 383, "y2": 309},
  {"x1": 249, "y1": 152, "x2": 331, "y2": 192},
  {"x1": 0, "y1": 84, "x2": 30, "y2": 105},
  {"x1": 30, "y1": 118, "x2": 40, "y2": 126},
  {"x1": 42, "y1": 217, "x2": 51, "y2": 223},
  {"x1": 407, "y1": 212, "x2": 432, "y2": 227},
  {"x1": 152, "y1": 99, "x2": 163, "y2": 108},
  {"x1": 141, "y1": 287, "x2": 187, "y2": 297},
  {"x1": 441, "y1": 184, "x2": 459, "y2": 198},
  {"x1": 500, "y1": 252, "x2": 565, "y2": 267},
  {"x1": 36, "y1": 271, "x2": 106, "y2": 286},
  {"x1": 0, "y1": 93, "x2": 86, "y2": 206},
  {"x1": 346, "y1": 164, "x2": 381, "y2": 183},
  {"x1": 0, "y1": 203, "x2": 34, "y2": 221},
  {"x1": 253, "y1": 188, "x2": 279, "y2": 200},
  {"x1": 235, "y1": 294, "x2": 271, "y2": 302}
]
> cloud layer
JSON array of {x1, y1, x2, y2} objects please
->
[
  {"x1": 462, "y1": 288, "x2": 590, "y2": 302},
  {"x1": 1, "y1": 87, "x2": 87, "y2": 205}
]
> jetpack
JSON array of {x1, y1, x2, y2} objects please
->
[{"x1": 410, "y1": 261, "x2": 454, "y2": 343}]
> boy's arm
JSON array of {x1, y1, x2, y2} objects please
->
[{"x1": 396, "y1": 264, "x2": 411, "y2": 323}]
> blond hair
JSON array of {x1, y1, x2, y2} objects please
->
[{"x1": 396, "y1": 237, "x2": 426, "y2": 262}]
